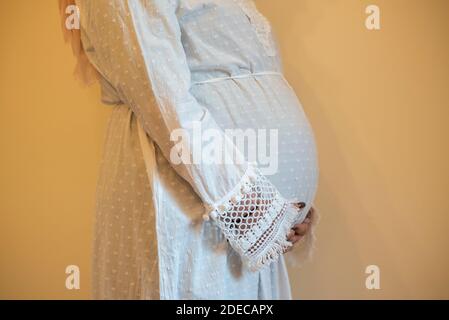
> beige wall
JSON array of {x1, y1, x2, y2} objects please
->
[{"x1": 1, "y1": 0, "x2": 448, "y2": 299}]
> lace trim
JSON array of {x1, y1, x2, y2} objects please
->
[
  {"x1": 234, "y1": 0, "x2": 277, "y2": 57},
  {"x1": 205, "y1": 163, "x2": 300, "y2": 271}
]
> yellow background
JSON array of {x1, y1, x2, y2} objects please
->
[{"x1": 1, "y1": 0, "x2": 448, "y2": 299}]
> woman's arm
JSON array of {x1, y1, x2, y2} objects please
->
[{"x1": 81, "y1": 0, "x2": 305, "y2": 271}]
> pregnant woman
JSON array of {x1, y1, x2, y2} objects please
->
[{"x1": 60, "y1": 0, "x2": 319, "y2": 299}]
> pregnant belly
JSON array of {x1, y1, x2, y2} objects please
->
[{"x1": 190, "y1": 74, "x2": 319, "y2": 209}]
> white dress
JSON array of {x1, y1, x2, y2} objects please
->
[{"x1": 77, "y1": 0, "x2": 319, "y2": 299}]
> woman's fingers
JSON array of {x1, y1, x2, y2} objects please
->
[
  {"x1": 303, "y1": 207, "x2": 312, "y2": 218},
  {"x1": 292, "y1": 235, "x2": 303, "y2": 244},
  {"x1": 287, "y1": 229, "x2": 303, "y2": 244},
  {"x1": 297, "y1": 206, "x2": 314, "y2": 228},
  {"x1": 293, "y1": 225, "x2": 308, "y2": 237},
  {"x1": 285, "y1": 206, "x2": 316, "y2": 253},
  {"x1": 293, "y1": 202, "x2": 306, "y2": 210}
]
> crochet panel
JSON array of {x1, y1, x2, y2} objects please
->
[{"x1": 205, "y1": 164, "x2": 305, "y2": 271}]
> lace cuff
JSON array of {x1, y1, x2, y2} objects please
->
[{"x1": 204, "y1": 164, "x2": 304, "y2": 271}]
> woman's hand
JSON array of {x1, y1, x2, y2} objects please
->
[{"x1": 285, "y1": 205, "x2": 315, "y2": 252}]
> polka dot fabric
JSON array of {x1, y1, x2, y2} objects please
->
[{"x1": 76, "y1": 0, "x2": 318, "y2": 299}]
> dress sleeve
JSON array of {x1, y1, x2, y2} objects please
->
[{"x1": 81, "y1": 0, "x2": 307, "y2": 271}]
